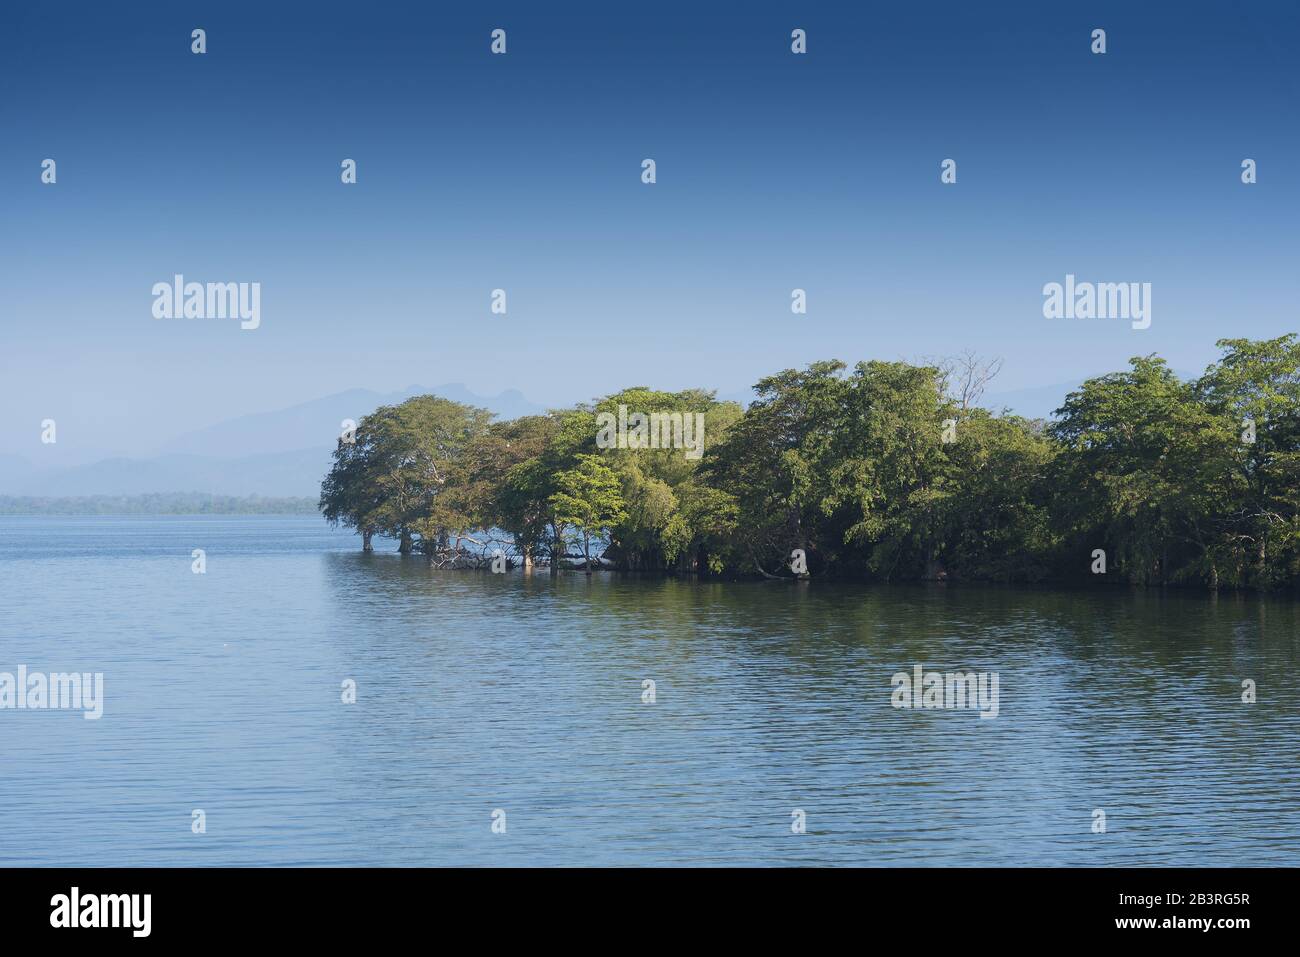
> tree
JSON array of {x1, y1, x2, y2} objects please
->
[
  {"x1": 549, "y1": 454, "x2": 627, "y2": 572},
  {"x1": 709, "y1": 358, "x2": 957, "y2": 580},
  {"x1": 933, "y1": 411, "x2": 1055, "y2": 581},
  {"x1": 590, "y1": 386, "x2": 742, "y2": 572},
  {"x1": 1048, "y1": 356, "x2": 1236, "y2": 585},
  {"x1": 822, "y1": 360, "x2": 954, "y2": 579},
  {"x1": 320, "y1": 340, "x2": 1300, "y2": 589},
  {"x1": 497, "y1": 409, "x2": 597, "y2": 572},
  {"x1": 319, "y1": 425, "x2": 387, "y2": 552},
  {"x1": 443, "y1": 415, "x2": 560, "y2": 567},
  {"x1": 320, "y1": 396, "x2": 492, "y2": 553},
  {"x1": 1196, "y1": 336, "x2": 1300, "y2": 586},
  {"x1": 703, "y1": 360, "x2": 850, "y2": 577},
  {"x1": 928, "y1": 348, "x2": 1005, "y2": 414}
]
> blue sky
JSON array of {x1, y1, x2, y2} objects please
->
[{"x1": 2, "y1": 0, "x2": 1297, "y2": 459}]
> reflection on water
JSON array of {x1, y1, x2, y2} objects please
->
[{"x1": 1, "y1": 516, "x2": 1297, "y2": 865}]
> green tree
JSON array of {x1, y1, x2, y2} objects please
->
[
  {"x1": 320, "y1": 395, "x2": 492, "y2": 553},
  {"x1": 705, "y1": 359, "x2": 957, "y2": 580},
  {"x1": 1048, "y1": 356, "x2": 1236, "y2": 584},
  {"x1": 934, "y1": 411, "x2": 1055, "y2": 581},
  {"x1": 703, "y1": 360, "x2": 850, "y2": 577},
  {"x1": 821, "y1": 360, "x2": 954, "y2": 579},
  {"x1": 549, "y1": 453, "x2": 628, "y2": 571},
  {"x1": 498, "y1": 409, "x2": 598, "y2": 571},
  {"x1": 591, "y1": 387, "x2": 742, "y2": 572},
  {"x1": 442, "y1": 414, "x2": 560, "y2": 565},
  {"x1": 1196, "y1": 335, "x2": 1300, "y2": 586},
  {"x1": 319, "y1": 425, "x2": 387, "y2": 552},
  {"x1": 319, "y1": 341, "x2": 1300, "y2": 590}
]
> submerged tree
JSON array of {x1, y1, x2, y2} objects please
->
[
  {"x1": 549, "y1": 453, "x2": 627, "y2": 572},
  {"x1": 319, "y1": 337, "x2": 1300, "y2": 590},
  {"x1": 591, "y1": 387, "x2": 742, "y2": 572},
  {"x1": 319, "y1": 421, "x2": 387, "y2": 552},
  {"x1": 442, "y1": 414, "x2": 562, "y2": 566},
  {"x1": 321, "y1": 396, "x2": 493, "y2": 553}
]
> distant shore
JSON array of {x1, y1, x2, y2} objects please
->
[{"x1": 0, "y1": 494, "x2": 317, "y2": 516}]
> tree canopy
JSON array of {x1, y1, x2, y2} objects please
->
[{"x1": 321, "y1": 337, "x2": 1300, "y2": 590}]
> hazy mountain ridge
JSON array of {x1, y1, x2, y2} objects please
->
[
  {"x1": 157, "y1": 384, "x2": 544, "y2": 458},
  {"x1": 1, "y1": 385, "x2": 547, "y2": 499},
  {"x1": 0, "y1": 493, "x2": 317, "y2": 515},
  {"x1": 3, "y1": 376, "x2": 1147, "y2": 500}
]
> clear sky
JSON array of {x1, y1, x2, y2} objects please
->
[{"x1": 2, "y1": 0, "x2": 1297, "y2": 459}]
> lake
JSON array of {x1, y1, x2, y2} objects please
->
[{"x1": 1, "y1": 515, "x2": 1297, "y2": 866}]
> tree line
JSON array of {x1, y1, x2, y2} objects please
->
[{"x1": 320, "y1": 335, "x2": 1300, "y2": 590}]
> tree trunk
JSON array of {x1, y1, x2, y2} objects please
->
[
  {"x1": 399, "y1": 530, "x2": 413, "y2": 554},
  {"x1": 583, "y1": 531, "x2": 592, "y2": 576},
  {"x1": 523, "y1": 547, "x2": 534, "y2": 574},
  {"x1": 362, "y1": 529, "x2": 373, "y2": 553}
]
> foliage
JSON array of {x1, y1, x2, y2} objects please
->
[
  {"x1": 549, "y1": 453, "x2": 628, "y2": 567},
  {"x1": 320, "y1": 395, "x2": 492, "y2": 552},
  {"x1": 320, "y1": 338, "x2": 1300, "y2": 590}
]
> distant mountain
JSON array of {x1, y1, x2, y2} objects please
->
[
  {"x1": 2, "y1": 374, "x2": 1205, "y2": 501},
  {"x1": 0, "y1": 385, "x2": 550, "y2": 500},
  {"x1": 0, "y1": 448, "x2": 330, "y2": 498},
  {"x1": 157, "y1": 384, "x2": 546, "y2": 458},
  {"x1": 0, "y1": 454, "x2": 37, "y2": 490}
]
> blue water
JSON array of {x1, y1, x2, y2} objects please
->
[{"x1": 1, "y1": 515, "x2": 1297, "y2": 865}]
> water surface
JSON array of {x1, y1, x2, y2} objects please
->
[{"x1": 1, "y1": 515, "x2": 1297, "y2": 865}]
